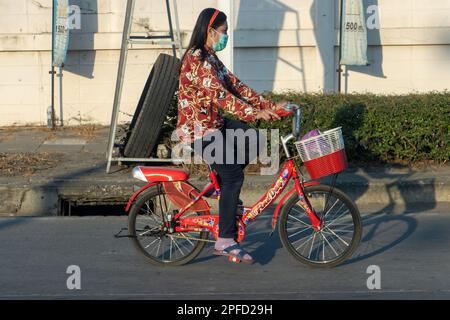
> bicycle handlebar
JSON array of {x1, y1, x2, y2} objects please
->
[
  {"x1": 274, "y1": 102, "x2": 298, "y2": 117},
  {"x1": 275, "y1": 103, "x2": 302, "y2": 139}
]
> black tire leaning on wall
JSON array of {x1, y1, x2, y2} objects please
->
[{"x1": 123, "y1": 53, "x2": 181, "y2": 158}]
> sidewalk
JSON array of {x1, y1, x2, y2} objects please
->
[{"x1": 0, "y1": 125, "x2": 449, "y2": 216}]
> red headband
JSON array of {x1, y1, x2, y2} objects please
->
[{"x1": 208, "y1": 9, "x2": 220, "y2": 29}]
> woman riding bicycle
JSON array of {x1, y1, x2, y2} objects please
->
[{"x1": 176, "y1": 8, "x2": 288, "y2": 264}]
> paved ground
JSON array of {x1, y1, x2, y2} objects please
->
[{"x1": 1, "y1": 203, "x2": 450, "y2": 300}]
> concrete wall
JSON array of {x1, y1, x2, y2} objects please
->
[{"x1": 0, "y1": 0, "x2": 449, "y2": 126}]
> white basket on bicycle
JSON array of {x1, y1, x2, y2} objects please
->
[{"x1": 294, "y1": 127, "x2": 348, "y2": 179}]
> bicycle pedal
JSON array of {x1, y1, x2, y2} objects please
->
[{"x1": 228, "y1": 256, "x2": 241, "y2": 264}]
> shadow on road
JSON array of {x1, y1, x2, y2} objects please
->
[
  {"x1": 189, "y1": 202, "x2": 423, "y2": 267},
  {"x1": 0, "y1": 218, "x2": 30, "y2": 232},
  {"x1": 341, "y1": 207, "x2": 418, "y2": 267}
]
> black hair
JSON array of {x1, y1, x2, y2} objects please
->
[{"x1": 182, "y1": 8, "x2": 227, "y2": 63}]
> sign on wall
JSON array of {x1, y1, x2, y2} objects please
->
[
  {"x1": 52, "y1": 0, "x2": 70, "y2": 67},
  {"x1": 340, "y1": 0, "x2": 368, "y2": 66}
]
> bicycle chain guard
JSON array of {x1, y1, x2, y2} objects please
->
[{"x1": 162, "y1": 181, "x2": 210, "y2": 213}]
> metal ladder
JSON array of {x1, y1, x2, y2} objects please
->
[{"x1": 106, "y1": 0, "x2": 183, "y2": 173}]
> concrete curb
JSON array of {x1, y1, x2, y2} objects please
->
[{"x1": 0, "y1": 172, "x2": 448, "y2": 216}]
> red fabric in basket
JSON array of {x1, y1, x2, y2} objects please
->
[{"x1": 304, "y1": 149, "x2": 348, "y2": 179}]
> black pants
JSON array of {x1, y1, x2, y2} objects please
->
[{"x1": 192, "y1": 118, "x2": 261, "y2": 238}]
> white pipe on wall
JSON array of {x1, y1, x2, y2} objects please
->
[{"x1": 217, "y1": 0, "x2": 234, "y2": 72}]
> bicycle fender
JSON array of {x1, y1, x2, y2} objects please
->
[
  {"x1": 271, "y1": 181, "x2": 320, "y2": 229},
  {"x1": 124, "y1": 183, "x2": 157, "y2": 213}
]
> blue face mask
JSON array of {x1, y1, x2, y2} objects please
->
[{"x1": 212, "y1": 28, "x2": 228, "y2": 52}]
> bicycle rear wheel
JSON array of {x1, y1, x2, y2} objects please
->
[
  {"x1": 278, "y1": 185, "x2": 362, "y2": 268},
  {"x1": 128, "y1": 186, "x2": 208, "y2": 266}
]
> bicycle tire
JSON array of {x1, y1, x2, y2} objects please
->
[
  {"x1": 128, "y1": 186, "x2": 208, "y2": 266},
  {"x1": 278, "y1": 184, "x2": 362, "y2": 268},
  {"x1": 123, "y1": 53, "x2": 181, "y2": 158}
]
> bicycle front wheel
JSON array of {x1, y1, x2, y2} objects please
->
[{"x1": 278, "y1": 185, "x2": 362, "y2": 268}]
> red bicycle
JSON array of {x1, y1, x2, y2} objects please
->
[{"x1": 124, "y1": 104, "x2": 362, "y2": 268}]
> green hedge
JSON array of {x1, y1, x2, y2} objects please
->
[{"x1": 163, "y1": 92, "x2": 450, "y2": 163}]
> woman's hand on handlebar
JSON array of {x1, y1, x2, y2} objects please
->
[
  {"x1": 254, "y1": 100, "x2": 295, "y2": 121},
  {"x1": 275, "y1": 100, "x2": 290, "y2": 110},
  {"x1": 255, "y1": 108, "x2": 281, "y2": 121},
  {"x1": 272, "y1": 100, "x2": 298, "y2": 118}
]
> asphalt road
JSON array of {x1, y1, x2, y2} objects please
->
[{"x1": 1, "y1": 203, "x2": 450, "y2": 300}]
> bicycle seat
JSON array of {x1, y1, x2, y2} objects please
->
[{"x1": 132, "y1": 166, "x2": 189, "y2": 183}]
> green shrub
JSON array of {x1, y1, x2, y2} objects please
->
[{"x1": 164, "y1": 91, "x2": 450, "y2": 163}]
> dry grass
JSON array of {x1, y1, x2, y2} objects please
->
[
  {"x1": 68, "y1": 124, "x2": 104, "y2": 141},
  {"x1": 0, "y1": 134, "x2": 12, "y2": 143},
  {"x1": 0, "y1": 124, "x2": 106, "y2": 142},
  {"x1": 0, "y1": 125, "x2": 55, "y2": 133},
  {"x1": 0, "y1": 152, "x2": 64, "y2": 177}
]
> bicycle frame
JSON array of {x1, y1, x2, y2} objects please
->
[{"x1": 173, "y1": 159, "x2": 323, "y2": 242}]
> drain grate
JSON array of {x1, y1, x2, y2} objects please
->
[{"x1": 58, "y1": 199, "x2": 127, "y2": 216}]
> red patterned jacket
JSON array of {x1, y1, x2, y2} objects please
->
[{"x1": 176, "y1": 47, "x2": 276, "y2": 144}]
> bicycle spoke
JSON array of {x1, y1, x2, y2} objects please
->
[
  {"x1": 288, "y1": 226, "x2": 313, "y2": 238},
  {"x1": 170, "y1": 236, "x2": 186, "y2": 256},
  {"x1": 161, "y1": 238, "x2": 165, "y2": 261},
  {"x1": 145, "y1": 201, "x2": 152, "y2": 213},
  {"x1": 320, "y1": 232, "x2": 339, "y2": 257},
  {"x1": 145, "y1": 200, "x2": 161, "y2": 219},
  {"x1": 308, "y1": 232, "x2": 317, "y2": 259},
  {"x1": 322, "y1": 194, "x2": 326, "y2": 214},
  {"x1": 322, "y1": 232, "x2": 353, "y2": 248},
  {"x1": 321, "y1": 232, "x2": 326, "y2": 261},
  {"x1": 326, "y1": 217, "x2": 353, "y2": 226},
  {"x1": 323, "y1": 227, "x2": 353, "y2": 235},
  {"x1": 169, "y1": 237, "x2": 173, "y2": 260},
  {"x1": 149, "y1": 240, "x2": 159, "y2": 255},
  {"x1": 326, "y1": 203, "x2": 346, "y2": 220},
  {"x1": 288, "y1": 212, "x2": 311, "y2": 228},
  {"x1": 155, "y1": 238, "x2": 162, "y2": 257},
  {"x1": 321, "y1": 230, "x2": 346, "y2": 253},
  {"x1": 325, "y1": 209, "x2": 350, "y2": 229},
  {"x1": 138, "y1": 206, "x2": 161, "y2": 225},
  {"x1": 179, "y1": 233, "x2": 196, "y2": 247},
  {"x1": 138, "y1": 226, "x2": 160, "y2": 237},
  {"x1": 294, "y1": 233, "x2": 314, "y2": 252},
  {"x1": 137, "y1": 219, "x2": 160, "y2": 231},
  {"x1": 323, "y1": 228, "x2": 353, "y2": 247},
  {"x1": 323, "y1": 227, "x2": 350, "y2": 247},
  {"x1": 323, "y1": 198, "x2": 339, "y2": 218},
  {"x1": 286, "y1": 226, "x2": 309, "y2": 231},
  {"x1": 144, "y1": 237, "x2": 160, "y2": 249}
]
